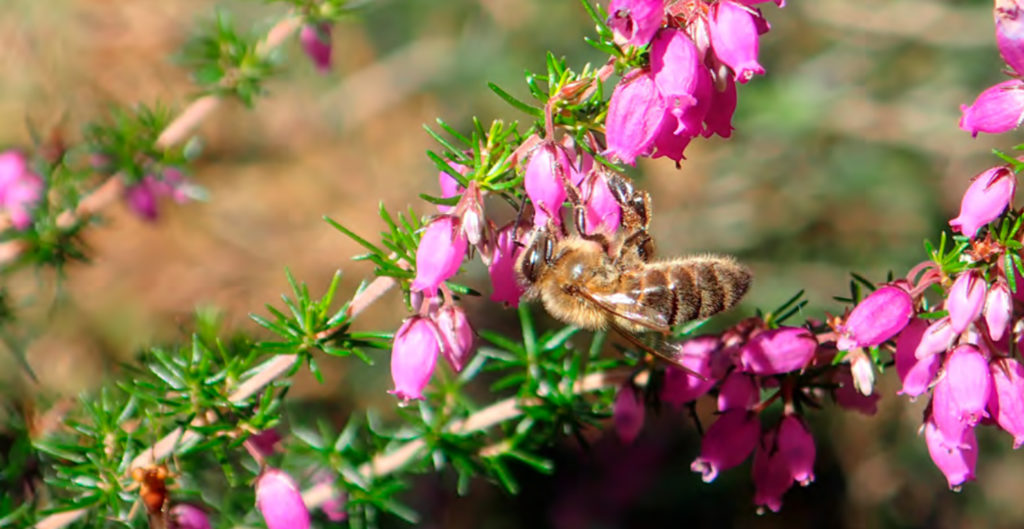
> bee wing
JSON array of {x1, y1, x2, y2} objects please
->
[
  {"x1": 574, "y1": 287, "x2": 673, "y2": 333},
  {"x1": 605, "y1": 320, "x2": 706, "y2": 379}
]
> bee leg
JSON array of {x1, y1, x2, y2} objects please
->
[{"x1": 606, "y1": 172, "x2": 651, "y2": 232}]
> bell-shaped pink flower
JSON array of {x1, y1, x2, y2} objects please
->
[
  {"x1": 997, "y1": 0, "x2": 1024, "y2": 75},
  {"x1": 411, "y1": 216, "x2": 468, "y2": 295},
  {"x1": 777, "y1": 415, "x2": 815, "y2": 485},
  {"x1": 751, "y1": 431, "x2": 793, "y2": 513},
  {"x1": 984, "y1": 281, "x2": 1013, "y2": 341},
  {"x1": 949, "y1": 165, "x2": 1016, "y2": 239},
  {"x1": 255, "y1": 469, "x2": 311, "y2": 529},
  {"x1": 931, "y1": 374, "x2": 969, "y2": 444},
  {"x1": 437, "y1": 161, "x2": 469, "y2": 213},
  {"x1": 434, "y1": 304, "x2": 475, "y2": 372},
  {"x1": 300, "y1": 23, "x2": 332, "y2": 73},
  {"x1": 613, "y1": 383, "x2": 645, "y2": 444},
  {"x1": 837, "y1": 285, "x2": 914, "y2": 350},
  {"x1": 123, "y1": 169, "x2": 193, "y2": 222},
  {"x1": 581, "y1": 171, "x2": 622, "y2": 235},
  {"x1": 924, "y1": 421, "x2": 977, "y2": 490},
  {"x1": 0, "y1": 151, "x2": 42, "y2": 230},
  {"x1": 169, "y1": 503, "x2": 211, "y2": 529},
  {"x1": 959, "y1": 80, "x2": 1024, "y2": 137},
  {"x1": 525, "y1": 143, "x2": 580, "y2": 225},
  {"x1": 946, "y1": 271, "x2": 987, "y2": 334},
  {"x1": 702, "y1": 76, "x2": 737, "y2": 138},
  {"x1": 708, "y1": 1, "x2": 765, "y2": 83},
  {"x1": 690, "y1": 409, "x2": 760, "y2": 482},
  {"x1": 895, "y1": 319, "x2": 940, "y2": 398},
  {"x1": 915, "y1": 316, "x2": 956, "y2": 360},
  {"x1": 989, "y1": 358, "x2": 1024, "y2": 448},
  {"x1": 247, "y1": 428, "x2": 282, "y2": 459},
  {"x1": 389, "y1": 317, "x2": 441, "y2": 401},
  {"x1": 650, "y1": 29, "x2": 712, "y2": 136},
  {"x1": 661, "y1": 336, "x2": 718, "y2": 406},
  {"x1": 833, "y1": 367, "x2": 880, "y2": 415},
  {"x1": 651, "y1": 119, "x2": 695, "y2": 163},
  {"x1": 488, "y1": 225, "x2": 525, "y2": 306},
  {"x1": 738, "y1": 327, "x2": 817, "y2": 375},
  {"x1": 607, "y1": 0, "x2": 664, "y2": 47},
  {"x1": 605, "y1": 70, "x2": 668, "y2": 165},
  {"x1": 717, "y1": 370, "x2": 759, "y2": 411},
  {"x1": 946, "y1": 344, "x2": 992, "y2": 426}
]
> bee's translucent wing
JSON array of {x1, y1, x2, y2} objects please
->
[
  {"x1": 576, "y1": 286, "x2": 674, "y2": 333},
  {"x1": 605, "y1": 320, "x2": 705, "y2": 379}
]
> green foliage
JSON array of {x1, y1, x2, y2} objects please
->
[{"x1": 181, "y1": 11, "x2": 278, "y2": 106}]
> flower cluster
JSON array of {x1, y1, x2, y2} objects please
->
[{"x1": 960, "y1": 0, "x2": 1024, "y2": 136}]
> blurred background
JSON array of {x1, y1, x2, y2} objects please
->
[{"x1": 0, "y1": 0, "x2": 1020, "y2": 527}]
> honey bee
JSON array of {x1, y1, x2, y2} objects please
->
[
  {"x1": 515, "y1": 171, "x2": 751, "y2": 364},
  {"x1": 130, "y1": 463, "x2": 171, "y2": 529}
]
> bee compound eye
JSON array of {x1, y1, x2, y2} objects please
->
[{"x1": 543, "y1": 236, "x2": 555, "y2": 262}]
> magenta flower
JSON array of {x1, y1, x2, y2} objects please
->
[
  {"x1": 738, "y1": 326, "x2": 817, "y2": 375},
  {"x1": 708, "y1": 1, "x2": 765, "y2": 83},
  {"x1": 836, "y1": 285, "x2": 913, "y2": 350},
  {"x1": 945, "y1": 344, "x2": 992, "y2": 426},
  {"x1": 123, "y1": 169, "x2": 193, "y2": 222},
  {"x1": 389, "y1": 317, "x2": 442, "y2": 401},
  {"x1": 959, "y1": 80, "x2": 1024, "y2": 137},
  {"x1": 255, "y1": 469, "x2": 311, "y2": 529},
  {"x1": 168, "y1": 503, "x2": 211, "y2": 529},
  {"x1": 650, "y1": 29, "x2": 711, "y2": 136},
  {"x1": 717, "y1": 370, "x2": 758, "y2": 411},
  {"x1": 661, "y1": 336, "x2": 719, "y2": 406},
  {"x1": 247, "y1": 429, "x2": 282, "y2": 459},
  {"x1": 946, "y1": 271, "x2": 987, "y2": 334},
  {"x1": 0, "y1": 150, "x2": 42, "y2": 230},
  {"x1": 984, "y1": 281, "x2": 1013, "y2": 341},
  {"x1": 777, "y1": 415, "x2": 815, "y2": 485},
  {"x1": 434, "y1": 304, "x2": 475, "y2": 372},
  {"x1": 607, "y1": 0, "x2": 664, "y2": 47},
  {"x1": 411, "y1": 216, "x2": 468, "y2": 295},
  {"x1": 949, "y1": 165, "x2": 1016, "y2": 239},
  {"x1": 752, "y1": 431, "x2": 793, "y2": 513},
  {"x1": 581, "y1": 171, "x2": 622, "y2": 234},
  {"x1": 702, "y1": 76, "x2": 738, "y2": 139},
  {"x1": 924, "y1": 421, "x2": 977, "y2": 490},
  {"x1": 651, "y1": 119, "x2": 695, "y2": 163},
  {"x1": 989, "y1": 358, "x2": 1024, "y2": 448},
  {"x1": 313, "y1": 471, "x2": 348, "y2": 522},
  {"x1": 437, "y1": 161, "x2": 469, "y2": 213},
  {"x1": 613, "y1": 384, "x2": 646, "y2": 444},
  {"x1": 488, "y1": 225, "x2": 525, "y2": 306},
  {"x1": 605, "y1": 70, "x2": 668, "y2": 165},
  {"x1": 914, "y1": 316, "x2": 956, "y2": 360},
  {"x1": 894, "y1": 319, "x2": 940, "y2": 398},
  {"x1": 690, "y1": 409, "x2": 760, "y2": 482},
  {"x1": 524, "y1": 143, "x2": 579, "y2": 225},
  {"x1": 996, "y1": 0, "x2": 1024, "y2": 75},
  {"x1": 931, "y1": 374, "x2": 970, "y2": 444},
  {"x1": 300, "y1": 23, "x2": 332, "y2": 73},
  {"x1": 833, "y1": 367, "x2": 880, "y2": 415}
]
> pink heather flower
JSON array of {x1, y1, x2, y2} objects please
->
[
  {"x1": 717, "y1": 370, "x2": 758, "y2": 411},
  {"x1": 411, "y1": 216, "x2": 468, "y2": 295},
  {"x1": 946, "y1": 271, "x2": 987, "y2": 334},
  {"x1": 123, "y1": 169, "x2": 193, "y2": 222},
  {"x1": 299, "y1": 23, "x2": 332, "y2": 73},
  {"x1": 984, "y1": 281, "x2": 1013, "y2": 341},
  {"x1": 738, "y1": 326, "x2": 817, "y2": 375},
  {"x1": 949, "y1": 165, "x2": 1016, "y2": 239},
  {"x1": 915, "y1": 316, "x2": 956, "y2": 360},
  {"x1": 931, "y1": 374, "x2": 969, "y2": 444},
  {"x1": 607, "y1": 0, "x2": 664, "y2": 47},
  {"x1": 314, "y1": 471, "x2": 348, "y2": 522},
  {"x1": 605, "y1": 70, "x2": 668, "y2": 165},
  {"x1": 894, "y1": 319, "x2": 941, "y2": 398},
  {"x1": 0, "y1": 151, "x2": 42, "y2": 230},
  {"x1": 945, "y1": 344, "x2": 992, "y2": 426},
  {"x1": 833, "y1": 367, "x2": 880, "y2": 415},
  {"x1": 650, "y1": 29, "x2": 711, "y2": 136},
  {"x1": 247, "y1": 428, "x2": 282, "y2": 458},
  {"x1": 702, "y1": 76, "x2": 737, "y2": 138},
  {"x1": 751, "y1": 431, "x2": 793, "y2": 513},
  {"x1": 168, "y1": 503, "x2": 211, "y2": 529},
  {"x1": 777, "y1": 415, "x2": 815, "y2": 485},
  {"x1": 437, "y1": 161, "x2": 469, "y2": 213},
  {"x1": 525, "y1": 143, "x2": 580, "y2": 225},
  {"x1": 837, "y1": 286, "x2": 914, "y2": 351},
  {"x1": 661, "y1": 336, "x2": 719, "y2": 406},
  {"x1": 690, "y1": 409, "x2": 760, "y2": 482},
  {"x1": 613, "y1": 384, "x2": 646, "y2": 444},
  {"x1": 434, "y1": 304, "x2": 475, "y2": 372},
  {"x1": 924, "y1": 421, "x2": 978, "y2": 490},
  {"x1": 581, "y1": 171, "x2": 622, "y2": 234},
  {"x1": 651, "y1": 119, "x2": 695, "y2": 163},
  {"x1": 996, "y1": 0, "x2": 1024, "y2": 75},
  {"x1": 708, "y1": 1, "x2": 765, "y2": 83},
  {"x1": 989, "y1": 358, "x2": 1024, "y2": 448},
  {"x1": 255, "y1": 469, "x2": 311, "y2": 529},
  {"x1": 389, "y1": 317, "x2": 442, "y2": 401},
  {"x1": 488, "y1": 225, "x2": 525, "y2": 306},
  {"x1": 959, "y1": 80, "x2": 1024, "y2": 137}
]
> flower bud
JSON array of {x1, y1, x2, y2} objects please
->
[
  {"x1": 849, "y1": 350, "x2": 875, "y2": 396},
  {"x1": 300, "y1": 23, "x2": 332, "y2": 73},
  {"x1": 389, "y1": 317, "x2": 441, "y2": 401},
  {"x1": 777, "y1": 415, "x2": 815, "y2": 486},
  {"x1": 997, "y1": 0, "x2": 1024, "y2": 75},
  {"x1": 738, "y1": 327, "x2": 817, "y2": 375},
  {"x1": 752, "y1": 431, "x2": 792, "y2": 513},
  {"x1": 989, "y1": 358, "x2": 1024, "y2": 448},
  {"x1": 255, "y1": 469, "x2": 311, "y2": 529},
  {"x1": 168, "y1": 503, "x2": 211, "y2": 529},
  {"x1": 605, "y1": 70, "x2": 667, "y2": 165},
  {"x1": 613, "y1": 383, "x2": 645, "y2": 444},
  {"x1": 661, "y1": 337, "x2": 718, "y2": 406},
  {"x1": 947, "y1": 271, "x2": 987, "y2": 334},
  {"x1": 0, "y1": 150, "x2": 42, "y2": 230},
  {"x1": 717, "y1": 370, "x2": 758, "y2": 411},
  {"x1": 915, "y1": 316, "x2": 956, "y2": 360},
  {"x1": 607, "y1": 0, "x2": 664, "y2": 47},
  {"x1": 959, "y1": 80, "x2": 1024, "y2": 137},
  {"x1": 924, "y1": 421, "x2": 977, "y2": 490},
  {"x1": 524, "y1": 143, "x2": 579, "y2": 225},
  {"x1": 437, "y1": 161, "x2": 469, "y2": 213},
  {"x1": 894, "y1": 319, "x2": 940, "y2": 398},
  {"x1": 411, "y1": 217, "x2": 468, "y2": 295},
  {"x1": 837, "y1": 285, "x2": 914, "y2": 350},
  {"x1": 984, "y1": 281, "x2": 1013, "y2": 341},
  {"x1": 690, "y1": 409, "x2": 760, "y2": 483},
  {"x1": 247, "y1": 428, "x2": 282, "y2": 459},
  {"x1": 488, "y1": 225, "x2": 525, "y2": 307},
  {"x1": 945, "y1": 344, "x2": 992, "y2": 426},
  {"x1": 434, "y1": 304, "x2": 475, "y2": 372},
  {"x1": 708, "y1": 1, "x2": 765, "y2": 83},
  {"x1": 949, "y1": 165, "x2": 1016, "y2": 239}
]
